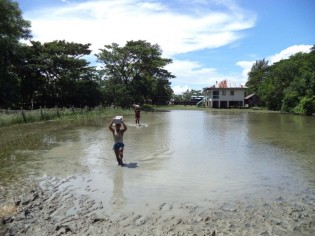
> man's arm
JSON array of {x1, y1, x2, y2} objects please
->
[
  {"x1": 121, "y1": 121, "x2": 127, "y2": 133},
  {"x1": 108, "y1": 118, "x2": 114, "y2": 132}
]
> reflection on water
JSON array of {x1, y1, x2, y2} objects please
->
[
  {"x1": 110, "y1": 168, "x2": 126, "y2": 210},
  {"x1": 1, "y1": 110, "x2": 315, "y2": 212}
]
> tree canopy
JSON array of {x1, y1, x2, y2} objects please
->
[
  {"x1": 96, "y1": 40, "x2": 174, "y2": 107},
  {"x1": 246, "y1": 47, "x2": 315, "y2": 115},
  {"x1": 0, "y1": 0, "x2": 31, "y2": 107},
  {"x1": 16, "y1": 40, "x2": 101, "y2": 108}
]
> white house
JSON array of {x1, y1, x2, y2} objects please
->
[{"x1": 203, "y1": 80, "x2": 246, "y2": 108}]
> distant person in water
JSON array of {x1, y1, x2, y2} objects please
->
[
  {"x1": 133, "y1": 104, "x2": 141, "y2": 125},
  {"x1": 108, "y1": 118, "x2": 127, "y2": 166}
]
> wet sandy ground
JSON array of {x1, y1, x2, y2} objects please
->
[{"x1": 1, "y1": 174, "x2": 315, "y2": 236}]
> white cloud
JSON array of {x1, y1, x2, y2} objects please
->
[
  {"x1": 268, "y1": 45, "x2": 312, "y2": 64},
  {"x1": 167, "y1": 59, "x2": 242, "y2": 93},
  {"x1": 236, "y1": 60, "x2": 255, "y2": 84},
  {"x1": 166, "y1": 60, "x2": 217, "y2": 85},
  {"x1": 24, "y1": 0, "x2": 255, "y2": 57},
  {"x1": 172, "y1": 85, "x2": 191, "y2": 95},
  {"x1": 61, "y1": 0, "x2": 71, "y2": 5}
]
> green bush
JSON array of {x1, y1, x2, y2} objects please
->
[
  {"x1": 281, "y1": 92, "x2": 299, "y2": 113},
  {"x1": 142, "y1": 104, "x2": 155, "y2": 112},
  {"x1": 294, "y1": 96, "x2": 315, "y2": 116}
]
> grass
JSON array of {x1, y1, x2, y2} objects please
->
[
  {"x1": 0, "y1": 107, "x2": 135, "y2": 159},
  {"x1": 0, "y1": 107, "x2": 134, "y2": 127}
]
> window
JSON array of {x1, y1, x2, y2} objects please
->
[
  {"x1": 230, "y1": 90, "x2": 234, "y2": 96},
  {"x1": 222, "y1": 90, "x2": 226, "y2": 96},
  {"x1": 213, "y1": 91, "x2": 219, "y2": 99}
]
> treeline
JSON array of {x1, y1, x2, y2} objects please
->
[
  {"x1": 246, "y1": 47, "x2": 315, "y2": 115},
  {"x1": 0, "y1": 0, "x2": 174, "y2": 109}
]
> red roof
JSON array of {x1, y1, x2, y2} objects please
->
[{"x1": 206, "y1": 80, "x2": 245, "y2": 89}]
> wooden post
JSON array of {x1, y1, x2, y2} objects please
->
[
  {"x1": 40, "y1": 106, "x2": 44, "y2": 120},
  {"x1": 56, "y1": 106, "x2": 60, "y2": 118},
  {"x1": 21, "y1": 108, "x2": 27, "y2": 123}
]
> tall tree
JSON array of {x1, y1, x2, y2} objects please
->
[
  {"x1": 17, "y1": 40, "x2": 100, "y2": 107},
  {"x1": 245, "y1": 59, "x2": 269, "y2": 95},
  {"x1": 151, "y1": 77, "x2": 173, "y2": 105},
  {"x1": 0, "y1": 0, "x2": 31, "y2": 108},
  {"x1": 96, "y1": 40, "x2": 174, "y2": 106},
  {"x1": 253, "y1": 48, "x2": 315, "y2": 114}
]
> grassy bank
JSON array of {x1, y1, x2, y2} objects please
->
[
  {"x1": 0, "y1": 107, "x2": 134, "y2": 159},
  {"x1": 0, "y1": 107, "x2": 134, "y2": 127}
]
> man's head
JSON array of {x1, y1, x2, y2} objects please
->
[{"x1": 115, "y1": 123, "x2": 121, "y2": 129}]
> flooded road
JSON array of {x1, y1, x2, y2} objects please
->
[{"x1": 1, "y1": 110, "x2": 315, "y2": 215}]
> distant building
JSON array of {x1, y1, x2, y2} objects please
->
[
  {"x1": 190, "y1": 96, "x2": 204, "y2": 102},
  {"x1": 244, "y1": 94, "x2": 260, "y2": 107},
  {"x1": 203, "y1": 80, "x2": 246, "y2": 108}
]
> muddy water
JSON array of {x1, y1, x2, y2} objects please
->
[{"x1": 1, "y1": 111, "x2": 315, "y2": 215}]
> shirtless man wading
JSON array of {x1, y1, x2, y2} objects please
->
[{"x1": 108, "y1": 118, "x2": 127, "y2": 166}]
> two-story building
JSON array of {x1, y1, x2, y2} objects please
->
[{"x1": 203, "y1": 80, "x2": 246, "y2": 108}]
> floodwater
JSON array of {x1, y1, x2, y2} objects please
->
[{"x1": 1, "y1": 110, "x2": 315, "y2": 214}]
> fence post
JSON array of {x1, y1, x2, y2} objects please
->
[
  {"x1": 21, "y1": 108, "x2": 27, "y2": 123},
  {"x1": 56, "y1": 106, "x2": 60, "y2": 118},
  {"x1": 40, "y1": 106, "x2": 44, "y2": 120}
]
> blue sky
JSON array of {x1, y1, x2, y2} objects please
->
[{"x1": 16, "y1": 0, "x2": 314, "y2": 94}]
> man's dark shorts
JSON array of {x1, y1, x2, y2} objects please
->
[{"x1": 113, "y1": 142, "x2": 124, "y2": 150}]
